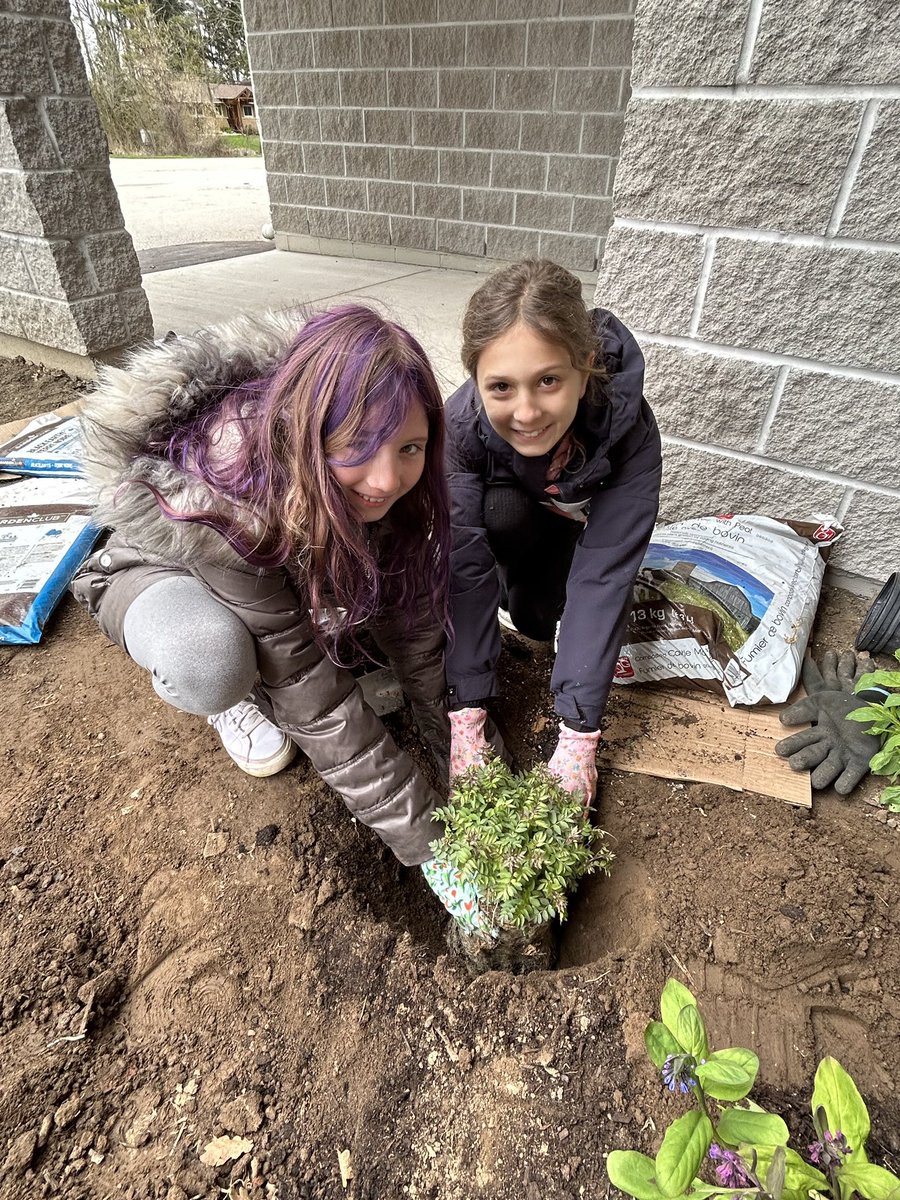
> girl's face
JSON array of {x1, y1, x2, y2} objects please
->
[
  {"x1": 330, "y1": 401, "x2": 429, "y2": 522},
  {"x1": 475, "y1": 320, "x2": 590, "y2": 457}
]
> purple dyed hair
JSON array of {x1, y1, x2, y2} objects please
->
[{"x1": 144, "y1": 304, "x2": 450, "y2": 646}]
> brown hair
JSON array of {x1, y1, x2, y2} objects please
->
[{"x1": 461, "y1": 258, "x2": 606, "y2": 389}]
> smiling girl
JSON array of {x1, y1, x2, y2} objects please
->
[
  {"x1": 71, "y1": 305, "x2": 454, "y2": 876},
  {"x1": 444, "y1": 259, "x2": 662, "y2": 803}
]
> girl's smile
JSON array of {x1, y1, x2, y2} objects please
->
[
  {"x1": 476, "y1": 321, "x2": 591, "y2": 457},
  {"x1": 330, "y1": 402, "x2": 429, "y2": 521}
]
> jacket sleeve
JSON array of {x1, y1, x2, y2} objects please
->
[
  {"x1": 368, "y1": 594, "x2": 450, "y2": 777},
  {"x1": 444, "y1": 386, "x2": 502, "y2": 708},
  {"x1": 193, "y1": 563, "x2": 443, "y2": 866},
  {"x1": 551, "y1": 400, "x2": 661, "y2": 729}
]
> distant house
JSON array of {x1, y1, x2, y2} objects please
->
[{"x1": 213, "y1": 83, "x2": 256, "y2": 134}]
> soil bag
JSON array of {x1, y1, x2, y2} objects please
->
[
  {"x1": 615, "y1": 514, "x2": 841, "y2": 707},
  {"x1": 0, "y1": 411, "x2": 82, "y2": 477},
  {"x1": 0, "y1": 475, "x2": 100, "y2": 645}
]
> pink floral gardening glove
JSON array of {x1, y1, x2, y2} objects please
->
[
  {"x1": 449, "y1": 707, "x2": 491, "y2": 779},
  {"x1": 548, "y1": 722, "x2": 602, "y2": 805}
]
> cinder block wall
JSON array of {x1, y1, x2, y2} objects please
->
[
  {"x1": 245, "y1": 1, "x2": 633, "y2": 274},
  {"x1": 596, "y1": 0, "x2": 900, "y2": 581},
  {"x1": 0, "y1": 0, "x2": 151, "y2": 367}
]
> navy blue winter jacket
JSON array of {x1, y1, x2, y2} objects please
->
[{"x1": 444, "y1": 308, "x2": 662, "y2": 729}]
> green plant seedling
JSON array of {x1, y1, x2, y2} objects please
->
[{"x1": 430, "y1": 756, "x2": 613, "y2": 932}]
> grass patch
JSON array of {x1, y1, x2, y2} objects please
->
[{"x1": 220, "y1": 132, "x2": 261, "y2": 155}]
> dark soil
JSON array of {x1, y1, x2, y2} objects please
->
[
  {"x1": 0, "y1": 357, "x2": 92, "y2": 426},
  {"x1": 1, "y1": 356, "x2": 898, "y2": 1200}
]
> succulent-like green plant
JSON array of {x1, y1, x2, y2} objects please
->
[{"x1": 431, "y1": 756, "x2": 614, "y2": 930}]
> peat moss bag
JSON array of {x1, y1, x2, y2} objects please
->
[{"x1": 614, "y1": 514, "x2": 841, "y2": 707}]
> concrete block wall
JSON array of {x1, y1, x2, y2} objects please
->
[
  {"x1": 596, "y1": 0, "x2": 900, "y2": 580},
  {"x1": 244, "y1": 1, "x2": 633, "y2": 275},
  {"x1": 0, "y1": 0, "x2": 151, "y2": 366}
]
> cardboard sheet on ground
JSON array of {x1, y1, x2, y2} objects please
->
[{"x1": 599, "y1": 684, "x2": 812, "y2": 807}]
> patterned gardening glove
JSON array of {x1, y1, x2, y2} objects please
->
[
  {"x1": 421, "y1": 857, "x2": 498, "y2": 940},
  {"x1": 548, "y1": 722, "x2": 602, "y2": 805},
  {"x1": 775, "y1": 650, "x2": 884, "y2": 794},
  {"x1": 449, "y1": 707, "x2": 491, "y2": 779}
]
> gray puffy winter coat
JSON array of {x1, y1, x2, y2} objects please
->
[{"x1": 70, "y1": 311, "x2": 448, "y2": 866}]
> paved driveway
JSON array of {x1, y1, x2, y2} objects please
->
[{"x1": 109, "y1": 156, "x2": 272, "y2": 250}]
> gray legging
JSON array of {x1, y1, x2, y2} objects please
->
[{"x1": 122, "y1": 575, "x2": 257, "y2": 716}]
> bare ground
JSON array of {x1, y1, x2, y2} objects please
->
[{"x1": 1, "y1": 356, "x2": 898, "y2": 1200}]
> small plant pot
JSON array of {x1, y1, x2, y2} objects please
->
[
  {"x1": 446, "y1": 920, "x2": 558, "y2": 978},
  {"x1": 855, "y1": 573, "x2": 900, "y2": 655}
]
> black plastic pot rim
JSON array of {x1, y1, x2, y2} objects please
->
[{"x1": 855, "y1": 572, "x2": 900, "y2": 654}]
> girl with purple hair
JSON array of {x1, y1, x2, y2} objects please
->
[{"x1": 71, "y1": 304, "x2": 491, "y2": 934}]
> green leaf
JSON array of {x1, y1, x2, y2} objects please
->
[
  {"x1": 766, "y1": 1145, "x2": 787, "y2": 1200},
  {"x1": 839, "y1": 1162, "x2": 900, "y2": 1200},
  {"x1": 696, "y1": 1060, "x2": 752, "y2": 1101},
  {"x1": 710, "y1": 1047, "x2": 759, "y2": 1079},
  {"x1": 846, "y1": 707, "x2": 883, "y2": 723},
  {"x1": 607, "y1": 1151, "x2": 671, "y2": 1200},
  {"x1": 745, "y1": 1145, "x2": 827, "y2": 1200},
  {"x1": 879, "y1": 785, "x2": 900, "y2": 811},
  {"x1": 883, "y1": 694, "x2": 900, "y2": 708},
  {"x1": 811, "y1": 1058, "x2": 870, "y2": 1155},
  {"x1": 676, "y1": 1004, "x2": 709, "y2": 1060},
  {"x1": 700, "y1": 1046, "x2": 758, "y2": 1099},
  {"x1": 661, "y1": 979, "x2": 698, "y2": 1042},
  {"x1": 656, "y1": 1111, "x2": 714, "y2": 1198},
  {"x1": 695, "y1": 1049, "x2": 757, "y2": 1101},
  {"x1": 855, "y1": 670, "x2": 900, "y2": 692},
  {"x1": 716, "y1": 1106, "x2": 788, "y2": 1147},
  {"x1": 870, "y1": 747, "x2": 900, "y2": 774},
  {"x1": 645, "y1": 1020, "x2": 682, "y2": 1069}
]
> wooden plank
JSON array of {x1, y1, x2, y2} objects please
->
[
  {"x1": 599, "y1": 684, "x2": 812, "y2": 808},
  {"x1": 743, "y1": 706, "x2": 813, "y2": 807}
]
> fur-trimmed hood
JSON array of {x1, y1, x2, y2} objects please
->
[{"x1": 80, "y1": 308, "x2": 306, "y2": 570}]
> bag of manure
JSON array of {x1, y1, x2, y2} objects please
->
[{"x1": 614, "y1": 513, "x2": 841, "y2": 707}]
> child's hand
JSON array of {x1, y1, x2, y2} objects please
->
[
  {"x1": 548, "y1": 722, "x2": 602, "y2": 804},
  {"x1": 448, "y1": 707, "x2": 490, "y2": 779},
  {"x1": 421, "y1": 857, "x2": 497, "y2": 939}
]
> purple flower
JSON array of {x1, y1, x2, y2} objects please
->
[
  {"x1": 661, "y1": 1053, "x2": 698, "y2": 1094},
  {"x1": 708, "y1": 1144, "x2": 753, "y2": 1189},
  {"x1": 808, "y1": 1130, "x2": 851, "y2": 1168}
]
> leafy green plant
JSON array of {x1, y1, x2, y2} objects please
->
[
  {"x1": 849, "y1": 649, "x2": 900, "y2": 811},
  {"x1": 430, "y1": 756, "x2": 613, "y2": 930},
  {"x1": 607, "y1": 980, "x2": 900, "y2": 1200}
]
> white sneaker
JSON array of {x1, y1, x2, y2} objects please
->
[
  {"x1": 498, "y1": 607, "x2": 517, "y2": 633},
  {"x1": 207, "y1": 699, "x2": 296, "y2": 778}
]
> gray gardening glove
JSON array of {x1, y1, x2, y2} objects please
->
[{"x1": 775, "y1": 650, "x2": 885, "y2": 794}]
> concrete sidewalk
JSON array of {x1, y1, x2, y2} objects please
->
[
  {"x1": 140, "y1": 248, "x2": 597, "y2": 397},
  {"x1": 140, "y1": 248, "x2": 484, "y2": 395}
]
